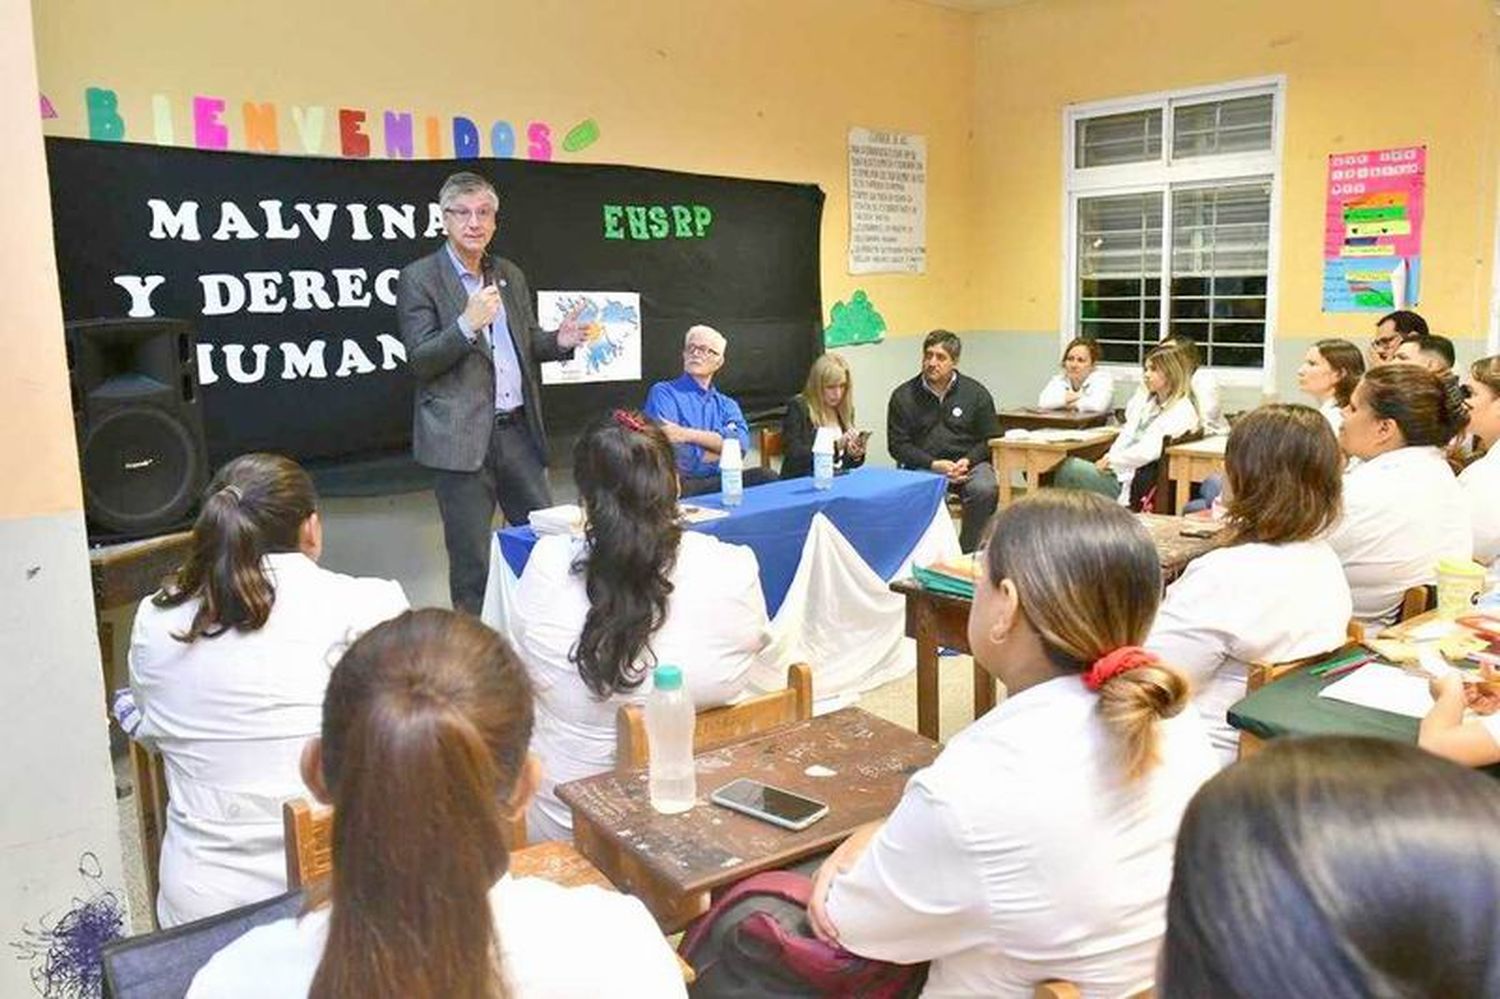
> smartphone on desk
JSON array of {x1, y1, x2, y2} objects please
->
[{"x1": 709, "y1": 778, "x2": 829, "y2": 831}]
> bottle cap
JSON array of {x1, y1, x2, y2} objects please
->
[{"x1": 653, "y1": 664, "x2": 684, "y2": 691}]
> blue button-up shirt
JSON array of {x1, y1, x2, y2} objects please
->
[
  {"x1": 447, "y1": 244, "x2": 524, "y2": 412},
  {"x1": 643, "y1": 373, "x2": 752, "y2": 479}
]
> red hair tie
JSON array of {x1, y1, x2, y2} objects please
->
[
  {"x1": 1083, "y1": 646, "x2": 1159, "y2": 692},
  {"x1": 613, "y1": 409, "x2": 648, "y2": 433}
]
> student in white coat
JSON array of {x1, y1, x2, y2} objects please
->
[
  {"x1": 514, "y1": 409, "x2": 770, "y2": 841},
  {"x1": 1053, "y1": 340, "x2": 1200, "y2": 506},
  {"x1": 1327, "y1": 365, "x2": 1472, "y2": 625},
  {"x1": 1147, "y1": 405, "x2": 1353, "y2": 764},
  {"x1": 809, "y1": 491, "x2": 1216, "y2": 998},
  {"x1": 1458, "y1": 355, "x2": 1500, "y2": 564},
  {"x1": 1297, "y1": 338, "x2": 1365, "y2": 435},
  {"x1": 128, "y1": 454, "x2": 407, "y2": 928},
  {"x1": 1037, "y1": 336, "x2": 1114, "y2": 414},
  {"x1": 188, "y1": 610, "x2": 686, "y2": 998}
]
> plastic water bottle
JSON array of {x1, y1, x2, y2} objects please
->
[
  {"x1": 720, "y1": 437, "x2": 744, "y2": 507},
  {"x1": 812, "y1": 427, "x2": 837, "y2": 491},
  {"x1": 646, "y1": 664, "x2": 697, "y2": 814}
]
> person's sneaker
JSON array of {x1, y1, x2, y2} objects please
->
[{"x1": 937, "y1": 646, "x2": 964, "y2": 658}]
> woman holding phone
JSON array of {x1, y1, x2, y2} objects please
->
[{"x1": 779, "y1": 353, "x2": 868, "y2": 479}]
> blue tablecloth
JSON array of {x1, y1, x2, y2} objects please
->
[{"x1": 498, "y1": 467, "x2": 947, "y2": 616}]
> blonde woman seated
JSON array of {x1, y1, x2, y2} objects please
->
[
  {"x1": 1459, "y1": 355, "x2": 1500, "y2": 563},
  {"x1": 1297, "y1": 337, "x2": 1365, "y2": 434},
  {"x1": 129, "y1": 454, "x2": 407, "y2": 927},
  {"x1": 1327, "y1": 364, "x2": 1472, "y2": 625},
  {"x1": 1053, "y1": 341, "x2": 1200, "y2": 505},
  {"x1": 1162, "y1": 335, "x2": 1228, "y2": 435},
  {"x1": 1147, "y1": 405, "x2": 1352, "y2": 765},
  {"x1": 188, "y1": 610, "x2": 686, "y2": 998},
  {"x1": 808, "y1": 491, "x2": 1216, "y2": 997},
  {"x1": 514, "y1": 410, "x2": 770, "y2": 841},
  {"x1": 779, "y1": 352, "x2": 867, "y2": 479},
  {"x1": 1037, "y1": 336, "x2": 1114, "y2": 414}
]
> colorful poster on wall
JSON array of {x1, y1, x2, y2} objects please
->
[
  {"x1": 848, "y1": 127, "x2": 926, "y2": 274},
  {"x1": 538, "y1": 291, "x2": 642, "y2": 385},
  {"x1": 1321, "y1": 145, "x2": 1425, "y2": 312}
]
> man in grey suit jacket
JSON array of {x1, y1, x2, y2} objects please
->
[{"x1": 397, "y1": 171, "x2": 584, "y2": 613}]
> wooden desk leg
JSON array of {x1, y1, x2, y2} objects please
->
[
  {"x1": 914, "y1": 605, "x2": 940, "y2": 741},
  {"x1": 1173, "y1": 460, "x2": 1189, "y2": 514},
  {"x1": 998, "y1": 454, "x2": 1014, "y2": 507},
  {"x1": 972, "y1": 661, "x2": 995, "y2": 719}
]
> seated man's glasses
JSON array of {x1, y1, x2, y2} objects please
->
[
  {"x1": 444, "y1": 207, "x2": 496, "y2": 223},
  {"x1": 685, "y1": 344, "x2": 722, "y2": 358}
]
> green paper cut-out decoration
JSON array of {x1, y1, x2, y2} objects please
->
[
  {"x1": 824, "y1": 289, "x2": 886, "y2": 347},
  {"x1": 563, "y1": 119, "x2": 600, "y2": 153}
]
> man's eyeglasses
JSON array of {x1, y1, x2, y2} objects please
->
[
  {"x1": 685, "y1": 344, "x2": 722, "y2": 359},
  {"x1": 443, "y1": 207, "x2": 497, "y2": 223}
]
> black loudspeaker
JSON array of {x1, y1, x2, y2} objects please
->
[{"x1": 66, "y1": 318, "x2": 209, "y2": 539}]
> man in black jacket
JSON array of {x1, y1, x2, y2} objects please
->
[{"x1": 887, "y1": 330, "x2": 999, "y2": 551}]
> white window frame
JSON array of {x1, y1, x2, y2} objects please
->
[{"x1": 1061, "y1": 76, "x2": 1286, "y2": 391}]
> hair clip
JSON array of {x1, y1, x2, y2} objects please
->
[
  {"x1": 613, "y1": 409, "x2": 649, "y2": 433},
  {"x1": 218, "y1": 484, "x2": 244, "y2": 502}
]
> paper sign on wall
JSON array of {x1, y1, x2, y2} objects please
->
[
  {"x1": 848, "y1": 127, "x2": 926, "y2": 274},
  {"x1": 1321, "y1": 145, "x2": 1425, "y2": 312},
  {"x1": 538, "y1": 291, "x2": 642, "y2": 385}
]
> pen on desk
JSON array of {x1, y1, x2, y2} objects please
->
[
  {"x1": 1317, "y1": 657, "x2": 1373, "y2": 681},
  {"x1": 1309, "y1": 649, "x2": 1371, "y2": 676}
]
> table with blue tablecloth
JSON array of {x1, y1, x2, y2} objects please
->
[{"x1": 482, "y1": 468, "x2": 961, "y2": 704}]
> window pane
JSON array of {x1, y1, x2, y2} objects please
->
[
  {"x1": 1169, "y1": 183, "x2": 1270, "y2": 368},
  {"x1": 1077, "y1": 193, "x2": 1163, "y2": 353},
  {"x1": 1172, "y1": 94, "x2": 1274, "y2": 159},
  {"x1": 1075, "y1": 109, "x2": 1163, "y2": 168}
]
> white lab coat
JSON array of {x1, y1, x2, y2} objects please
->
[
  {"x1": 129, "y1": 553, "x2": 408, "y2": 927},
  {"x1": 826, "y1": 676, "x2": 1216, "y2": 998},
  {"x1": 514, "y1": 532, "x2": 771, "y2": 841},
  {"x1": 1326, "y1": 446, "x2": 1473, "y2": 625},
  {"x1": 1037, "y1": 370, "x2": 1115, "y2": 415},
  {"x1": 1147, "y1": 539, "x2": 1353, "y2": 764},
  {"x1": 1105, "y1": 389, "x2": 1200, "y2": 504},
  {"x1": 1460, "y1": 447, "x2": 1500, "y2": 564}
]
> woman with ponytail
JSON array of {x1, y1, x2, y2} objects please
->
[
  {"x1": 808, "y1": 491, "x2": 1215, "y2": 997},
  {"x1": 1326, "y1": 364, "x2": 1473, "y2": 624},
  {"x1": 513, "y1": 410, "x2": 770, "y2": 841},
  {"x1": 129, "y1": 453, "x2": 407, "y2": 927},
  {"x1": 189, "y1": 610, "x2": 685, "y2": 998},
  {"x1": 1459, "y1": 355, "x2": 1500, "y2": 563}
]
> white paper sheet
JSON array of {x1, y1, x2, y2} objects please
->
[{"x1": 1317, "y1": 662, "x2": 1434, "y2": 718}]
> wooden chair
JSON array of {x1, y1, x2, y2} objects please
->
[
  {"x1": 1400, "y1": 584, "x2": 1435, "y2": 622},
  {"x1": 1238, "y1": 621, "x2": 1364, "y2": 759},
  {"x1": 283, "y1": 798, "x2": 528, "y2": 889},
  {"x1": 1129, "y1": 428, "x2": 1204, "y2": 513},
  {"x1": 615, "y1": 662, "x2": 814, "y2": 771},
  {"x1": 756, "y1": 425, "x2": 784, "y2": 472},
  {"x1": 129, "y1": 741, "x2": 170, "y2": 924}
]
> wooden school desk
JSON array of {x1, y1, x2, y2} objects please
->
[
  {"x1": 995, "y1": 407, "x2": 1110, "y2": 434},
  {"x1": 989, "y1": 427, "x2": 1118, "y2": 507},
  {"x1": 892, "y1": 515, "x2": 1227, "y2": 739},
  {"x1": 557, "y1": 708, "x2": 940, "y2": 932},
  {"x1": 89, "y1": 530, "x2": 194, "y2": 707},
  {"x1": 1164, "y1": 435, "x2": 1228, "y2": 514}
]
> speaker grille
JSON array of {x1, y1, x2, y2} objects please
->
[{"x1": 82, "y1": 407, "x2": 202, "y2": 532}]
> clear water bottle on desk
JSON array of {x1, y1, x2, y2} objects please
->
[
  {"x1": 812, "y1": 427, "x2": 837, "y2": 491},
  {"x1": 720, "y1": 437, "x2": 744, "y2": 507},
  {"x1": 646, "y1": 664, "x2": 697, "y2": 814}
]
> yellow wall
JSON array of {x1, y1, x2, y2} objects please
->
[
  {"x1": 32, "y1": 0, "x2": 977, "y2": 335},
  {"x1": 974, "y1": 0, "x2": 1500, "y2": 341},
  {"x1": 3, "y1": 0, "x2": 83, "y2": 519}
]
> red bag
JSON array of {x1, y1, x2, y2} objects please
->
[{"x1": 679, "y1": 870, "x2": 928, "y2": 998}]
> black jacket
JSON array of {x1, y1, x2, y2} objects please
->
[
  {"x1": 886, "y1": 372, "x2": 998, "y2": 469},
  {"x1": 778, "y1": 395, "x2": 867, "y2": 479}
]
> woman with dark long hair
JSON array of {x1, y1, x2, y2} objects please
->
[
  {"x1": 129, "y1": 453, "x2": 407, "y2": 926},
  {"x1": 189, "y1": 610, "x2": 685, "y2": 998},
  {"x1": 1147, "y1": 404, "x2": 1351, "y2": 764},
  {"x1": 1161, "y1": 736, "x2": 1500, "y2": 998},
  {"x1": 808, "y1": 491, "x2": 1215, "y2": 996},
  {"x1": 1327, "y1": 363, "x2": 1472, "y2": 624},
  {"x1": 513, "y1": 410, "x2": 770, "y2": 841}
]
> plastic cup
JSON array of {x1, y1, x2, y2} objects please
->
[{"x1": 1436, "y1": 558, "x2": 1487, "y2": 617}]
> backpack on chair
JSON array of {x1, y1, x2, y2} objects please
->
[{"x1": 679, "y1": 870, "x2": 927, "y2": 998}]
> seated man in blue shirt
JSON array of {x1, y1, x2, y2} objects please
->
[{"x1": 644, "y1": 324, "x2": 775, "y2": 496}]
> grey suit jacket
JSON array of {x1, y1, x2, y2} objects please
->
[{"x1": 396, "y1": 246, "x2": 572, "y2": 472}]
